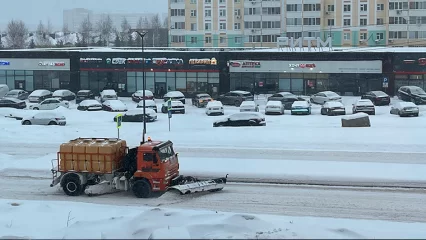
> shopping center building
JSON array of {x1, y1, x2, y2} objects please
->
[{"x1": 0, "y1": 47, "x2": 424, "y2": 97}]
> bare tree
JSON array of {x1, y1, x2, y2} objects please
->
[
  {"x1": 36, "y1": 20, "x2": 51, "y2": 47},
  {"x1": 162, "y1": 16, "x2": 168, "y2": 28},
  {"x1": 47, "y1": 19, "x2": 53, "y2": 34},
  {"x1": 96, "y1": 14, "x2": 114, "y2": 46},
  {"x1": 136, "y1": 16, "x2": 144, "y2": 29},
  {"x1": 79, "y1": 15, "x2": 93, "y2": 46},
  {"x1": 5, "y1": 19, "x2": 28, "y2": 49},
  {"x1": 149, "y1": 14, "x2": 162, "y2": 47},
  {"x1": 62, "y1": 23, "x2": 72, "y2": 45},
  {"x1": 120, "y1": 17, "x2": 131, "y2": 44}
]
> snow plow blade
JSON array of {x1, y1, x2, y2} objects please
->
[{"x1": 168, "y1": 175, "x2": 228, "y2": 195}]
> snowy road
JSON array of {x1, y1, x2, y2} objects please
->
[
  {"x1": 2, "y1": 142, "x2": 426, "y2": 164},
  {"x1": 1, "y1": 170, "x2": 425, "y2": 223}
]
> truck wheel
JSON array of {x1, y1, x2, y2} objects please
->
[
  {"x1": 62, "y1": 174, "x2": 83, "y2": 196},
  {"x1": 132, "y1": 179, "x2": 152, "y2": 198}
]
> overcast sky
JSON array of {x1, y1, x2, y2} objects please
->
[{"x1": 0, "y1": 0, "x2": 167, "y2": 31}]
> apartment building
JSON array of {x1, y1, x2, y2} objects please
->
[{"x1": 169, "y1": 0, "x2": 392, "y2": 48}]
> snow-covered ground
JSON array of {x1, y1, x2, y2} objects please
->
[{"x1": 1, "y1": 199, "x2": 426, "y2": 239}]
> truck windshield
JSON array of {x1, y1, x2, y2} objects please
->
[{"x1": 157, "y1": 145, "x2": 175, "y2": 161}]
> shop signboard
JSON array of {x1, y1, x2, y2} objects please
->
[
  {"x1": 228, "y1": 60, "x2": 382, "y2": 74},
  {"x1": 393, "y1": 53, "x2": 426, "y2": 73},
  {"x1": 0, "y1": 58, "x2": 70, "y2": 71}
]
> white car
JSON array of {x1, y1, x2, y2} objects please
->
[
  {"x1": 352, "y1": 99, "x2": 375, "y2": 115},
  {"x1": 161, "y1": 100, "x2": 185, "y2": 114},
  {"x1": 21, "y1": 112, "x2": 66, "y2": 126},
  {"x1": 77, "y1": 99, "x2": 103, "y2": 111},
  {"x1": 52, "y1": 89, "x2": 76, "y2": 101},
  {"x1": 163, "y1": 91, "x2": 185, "y2": 104},
  {"x1": 29, "y1": 98, "x2": 69, "y2": 110},
  {"x1": 102, "y1": 100, "x2": 128, "y2": 112},
  {"x1": 310, "y1": 91, "x2": 342, "y2": 105},
  {"x1": 28, "y1": 89, "x2": 52, "y2": 103},
  {"x1": 206, "y1": 101, "x2": 224, "y2": 116},
  {"x1": 137, "y1": 99, "x2": 158, "y2": 112},
  {"x1": 239, "y1": 101, "x2": 259, "y2": 112},
  {"x1": 100, "y1": 89, "x2": 118, "y2": 102},
  {"x1": 390, "y1": 102, "x2": 419, "y2": 117},
  {"x1": 321, "y1": 101, "x2": 346, "y2": 116},
  {"x1": 265, "y1": 100, "x2": 284, "y2": 115}
]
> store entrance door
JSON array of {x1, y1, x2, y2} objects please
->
[
  {"x1": 155, "y1": 82, "x2": 166, "y2": 98},
  {"x1": 15, "y1": 80, "x2": 25, "y2": 90}
]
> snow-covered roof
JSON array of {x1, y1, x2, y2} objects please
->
[
  {"x1": 29, "y1": 89, "x2": 51, "y2": 96},
  {"x1": 355, "y1": 99, "x2": 374, "y2": 106},
  {"x1": 134, "y1": 90, "x2": 154, "y2": 97},
  {"x1": 164, "y1": 91, "x2": 184, "y2": 98},
  {"x1": 394, "y1": 101, "x2": 418, "y2": 108},
  {"x1": 7, "y1": 89, "x2": 22, "y2": 93},
  {"x1": 240, "y1": 101, "x2": 256, "y2": 107},
  {"x1": 53, "y1": 89, "x2": 72, "y2": 96},
  {"x1": 79, "y1": 99, "x2": 101, "y2": 106},
  {"x1": 207, "y1": 100, "x2": 223, "y2": 107},
  {"x1": 292, "y1": 101, "x2": 310, "y2": 107},
  {"x1": 101, "y1": 89, "x2": 117, "y2": 95},
  {"x1": 103, "y1": 100, "x2": 127, "y2": 110},
  {"x1": 342, "y1": 112, "x2": 369, "y2": 120},
  {"x1": 137, "y1": 99, "x2": 156, "y2": 106},
  {"x1": 196, "y1": 93, "x2": 211, "y2": 98},
  {"x1": 324, "y1": 101, "x2": 344, "y2": 107},
  {"x1": 266, "y1": 100, "x2": 282, "y2": 106},
  {"x1": 278, "y1": 92, "x2": 294, "y2": 96}
]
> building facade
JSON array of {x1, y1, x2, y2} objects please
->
[{"x1": 169, "y1": 0, "x2": 426, "y2": 48}]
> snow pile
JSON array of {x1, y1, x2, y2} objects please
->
[
  {"x1": 342, "y1": 112, "x2": 369, "y2": 120},
  {"x1": 0, "y1": 199, "x2": 425, "y2": 239}
]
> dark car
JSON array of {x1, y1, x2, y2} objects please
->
[
  {"x1": 4, "y1": 89, "x2": 29, "y2": 100},
  {"x1": 397, "y1": 86, "x2": 426, "y2": 104},
  {"x1": 0, "y1": 97, "x2": 26, "y2": 109},
  {"x1": 132, "y1": 90, "x2": 154, "y2": 103},
  {"x1": 113, "y1": 109, "x2": 157, "y2": 122},
  {"x1": 213, "y1": 112, "x2": 266, "y2": 127},
  {"x1": 361, "y1": 91, "x2": 390, "y2": 105},
  {"x1": 192, "y1": 93, "x2": 213, "y2": 108},
  {"x1": 52, "y1": 89, "x2": 76, "y2": 101},
  {"x1": 76, "y1": 90, "x2": 95, "y2": 104},
  {"x1": 216, "y1": 90, "x2": 254, "y2": 107},
  {"x1": 320, "y1": 101, "x2": 346, "y2": 116},
  {"x1": 77, "y1": 99, "x2": 103, "y2": 111},
  {"x1": 267, "y1": 92, "x2": 304, "y2": 110}
]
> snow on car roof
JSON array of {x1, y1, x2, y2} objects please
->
[
  {"x1": 322, "y1": 91, "x2": 339, "y2": 96},
  {"x1": 207, "y1": 100, "x2": 223, "y2": 107},
  {"x1": 278, "y1": 92, "x2": 294, "y2": 96},
  {"x1": 137, "y1": 99, "x2": 156, "y2": 106},
  {"x1": 2, "y1": 97, "x2": 24, "y2": 102},
  {"x1": 228, "y1": 112, "x2": 264, "y2": 120},
  {"x1": 356, "y1": 99, "x2": 374, "y2": 105},
  {"x1": 395, "y1": 101, "x2": 417, "y2": 107},
  {"x1": 8, "y1": 89, "x2": 21, "y2": 93},
  {"x1": 371, "y1": 91, "x2": 387, "y2": 96},
  {"x1": 231, "y1": 90, "x2": 251, "y2": 95},
  {"x1": 134, "y1": 90, "x2": 154, "y2": 96},
  {"x1": 126, "y1": 108, "x2": 156, "y2": 116},
  {"x1": 78, "y1": 90, "x2": 91, "y2": 93},
  {"x1": 29, "y1": 89, "x2": 50, "y2": 96},
  {"x1": 197, "y1": 93, "x2": 211, "y2": 97},
  {"x1": 324, "y1": 101, "x2": 344, "y2": 107},
  {"x1": 33, "y1": 111, "x2": 64, "y2": 117},
  {"x1": 79, "y1": 99, "x2": 100, "y2": 106},
  {"x1": 266, "y1": 100, "x2": 282, "y2": 106},
  {"x1": 292, "y1": 101, "x2": 309, "y2": 107},
  {"x1": 101, "y1": 89, "x2": 117, "y2": 95},
  {"x1": 165, "y1": 91, "x2": 184, "y2": 97},
  {"x1": 104, "y1": 100, "x2": 126, "y2": 107},
  {"x1": 240, "y1": 101, "x2": 256, "y2": 106}
]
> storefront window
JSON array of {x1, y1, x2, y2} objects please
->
[
  {"x1": 80, "y1": 72, "x2": 89, "y2": 89},
  {"x1": 176, "y1": 72, "x2": 186, "y2": 91},
  {"x1": 208, "y1": 72, "x2": 219, "y2": 83},
  {"x1": 146, "y1": 72, "x2": 155, "y2": 92},
  {"x1": 155, "y1": 72, "x2": 166, "y2": 83},
  {"x1": 127, "y1": 72, "x2": 137, "y2": 93},
  {"x1": 0, "y1": 71, "x2": 6, "y2": 84},
  {"x1": 197, "y1": 72, "x2": 208, "y2": 92},
  {"x1": 241, "y1": 73, "x2": 253, "y2": 91},
  {"x1": 167, "y1": 72, "x2": 176, "y2": 91},
  {"x1": 186, "y1": 72, "x2": 197, "y2": 92}
]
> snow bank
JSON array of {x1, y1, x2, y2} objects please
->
[
  {"x1": 0, "y1": 199, "x2": 425, "y2": 239},
  {"x1": 342, "y1": 112, "x2": 369, "y2": 120}
]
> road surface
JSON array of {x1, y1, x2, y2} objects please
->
[{"x1": 1, "y1": 169, "x2": 425, "y2": 223}]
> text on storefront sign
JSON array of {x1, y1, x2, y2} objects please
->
[
  {"x1": 38, "y1": 61, "x2": 66, "y2": 66},
  {"x1": 105, "y1": 58, "x2": 184, "y2": 65},
  {"x1": 403, "y1": 58, "x2": 426, "y2": 65},
  {"x1": 0, "y1": 60, "x2": 10, "y2": 66},
  {"x1": 189, "y1": 58, "x2": 217, "y2": 65},
  {"x1": 289, "y1": 63, "x2": 316, "y2": 68}
]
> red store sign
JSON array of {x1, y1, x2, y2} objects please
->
[
  {"x1": 403, "y1": 58, "x2": 426, "y2": 65},
  {"x1": 39, "y1": 61, "x2": 66, "y2": 66}
]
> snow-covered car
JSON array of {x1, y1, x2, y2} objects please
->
[
  {"x1": 5, "y1": 89, "x2": 29, "y2": 100},
  {"x1": 267, "y1": 92, "x2": 304, "y2": 110},
  {"x1": 206, "y1": 100, "x2": 224, "y2": 116},
  {"x1": 76, "y1": 90, "x2": 95, "y2": 104},
  {"x1": 28, "y1": 89, "x2": 52, "y2": 103},
  {"x1": 29, "y1": 98, "x2": 69, "y2": 110},
  {"x1": 102, "y1": 100, "x2": 128, "y2": 112},
  {"x1": 137, "y1": 99, "x2": 158, "y2": 112},
  {"x1": 21, "y1": 112, "x2": 66, "y2": 126},
  {"x1": 192, "y1": 93, "x2": 213, "y2": 108},
  {"x1": 321, "y1": 101, "x2": 346, "y2": 116},
  {"x1": 390, "y1": 102, "x2": 419, "y2": 117},
  {"x1": 310, "y1": 91, "x2": 342, "y2": 105},
  {"x1": 0, "y1": 97, "x2": 27, "y2": 109},
  {"x1": 77, "y1": 99, "x2": 103, "y2": 111},
  {"x1": 0, "y1": 84, "x2": 8, "y2": 98},
  {"x1": 161, "y1": 100, "x2": 185, "y2": 114},
  {"x1": 52, "y1": 89, "x2": 76, "y2": 101},
  {"x1": 239, "y1": 101, "x2": 259, "y2": 112},
  {"x1": 163, "y1": 91, "x2": 185, "y2": 104},
  {"x1": 265, "y1": 100, "x2": 284, "y2": 115},
  {"x1": 352, "y1": 99, "x2": 375, "y2": 115},
  {"x1": 291, "y1": 100, "x2": 311, "y2": 115},
  {"x1": 113, "y1": 108, "x2": 157, "y2": 122},
  {"x1": 213, "y1": 112, "x2": 266, "y2": 127},
  {"x1": 100, "y1": 89, "x2": 118, "y2": 102},
  {"x1": 132, "y1": 90, "x2": 154, "y2": 102}
]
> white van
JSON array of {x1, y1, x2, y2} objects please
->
[
  {"x1": 100, "y1": 89, "x2": 118, "y2": 102},
  {"x1": 0, "y1": 84, "x2": 9, "y2": 98}
]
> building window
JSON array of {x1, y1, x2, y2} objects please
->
[
  {"x1": 389, "y1": 17, "x2": 408, "y2": 25},
  {"x1": 303, "y1": 4, "x2": 321, "y2": 11},
  {"x1": 344, "y1": 4, "x2": 351, "y2": 12},
  {"x1": 171, "y1": 35, "x2": 185, "y2": 43},
  {"x1": 205, "y1": 36, "x2": 212, "y2": 43},
  {"x1": 327, "y1": 5, "x2": 334, "y2": 11},
  {"x1": 344, "y1": 32, "x2": 351, "y2": 40},
  {"x1": 235, "y1": 37, "x2": 242, "y2": 43},
  {"x1": 287, "y1": 4, "x2": 302, "y2": 11},
  {"x1": 360, "y1": 4, "x2": 367, "y2": 12},
  {"x1": 191, "y1": 37, "x2": 197, "y2": 43},
  {"x1": 234, "y1": 0, "x2": 240, "y2": 2},
  {"x1": 262, "y1": 7, "x2": 281, "y2": 14},
  {"x1": 344, "y1": 19, "x2": 351, "y2": 26},
  {"x1": 219, "y1": 9, "x2": 226, "y2": 17},
  {"x1": 205, "y1": 10, "x2": 211, "y2": 17},
  {"x1": 234, "y1": 9, "x2": 241, "y2": 16},
  {"x1": 244, "y1": 21, "x2": 261, "y2": 28},
  {"x1": 234, "y1": 23, "x2": 241, "y2": 30},
  {"x1": 248, "y1": 35, "x2": 261, "y2": 42},
  {"x1": 191, "y1": 23, "x2": 197, "y2": 31},
  {"x1": 173, "y1": 22, "x2": 185, "y2": 29},
  {"x1": 376, "y1": 18, "x2": 384, "y2": 25},
  {"x1": 389, "y1": 2, "x2": 408, "y2": 10},
  {"x1": 220, "y1": 37, "x2": 226, "y2": 44},
  {"x1": 171, "y1": 9, "x2": 185, "y2": 16},
  {"x1": 376, "y1": 33, "x2": 384, "y2": 40},
  {"x1": 327, "y1": 19, "x2": 334, "y2": 26},
  {"x1": 219, "y1": 22, "x2": 226, "y2": 30},
  {"x1": 360, "y1": 19, "x2": 367, "y2": 26},
  {"x1": 205, "y1": 22, "x2": 211, "y2": 30},
  {"x1": 190, "y1": 10, "x2": 197, "y2": 17},
  {"x1": 360, "y1": 32, "x2": 367, "y2": 40},
  {"x1": 262, "y1": 21, "x2": 281, "y2": 28},
  {"x1": 205, "y1": 0, "x2": 211, "y2": 3},
  {"x1": 303, "y1": 18, "x2": 320, "y2": 25},
  {"x1": 219, "y1": 0, "x2": 226, "y2": 3},
  {"x1": 287, "y1": 18, "x2": 302, "y2": 25},
  {"x1": 244, "y1": 7, "x2": 259, "y2": 15},
  {"x1": 190, "y1": 0, "x2": 196, "y2": 3},
  {"x1": 0, "y1": 70, "x2": 35, "y2": 92},
  {"x1": 377, "y1": 4, "x2": 384, "y2": 11}
]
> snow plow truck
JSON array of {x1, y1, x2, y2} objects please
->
[{"x1": 50, "y1": 137, "x2": 227, "y2": 198}]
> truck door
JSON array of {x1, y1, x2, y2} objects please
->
[{"x1": 142, "y1": 152, "x2": 160, "y2": 173}]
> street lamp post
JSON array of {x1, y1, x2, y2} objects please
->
[{"x1": 132, "y1": 29, "x2": 148, "y2": 144}]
